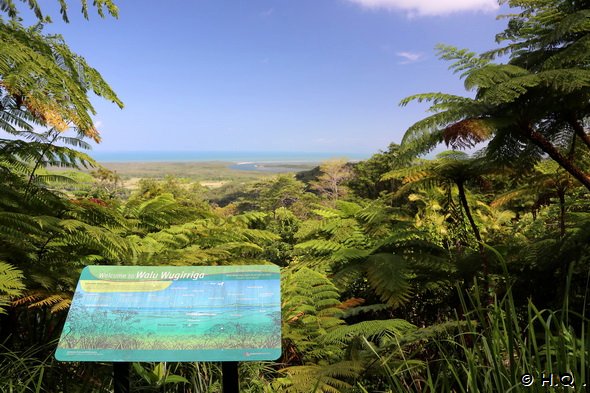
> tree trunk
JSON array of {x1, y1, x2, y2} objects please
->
[
  {"x1": 568, "y1": 132, "x2": 577, "y2": 160},
  {"x1": 568, "y1": 116, "x2": 590, "y2": 151},
  {"x1": 558, "y1": 189, "x2": 566, "y2": 238},
  {"x1": 457, "y1": 181, "x2": 482, "y2": 245},
  {"x1": 457, "y1": 180, "x2": 490, "y2": 294},
  {"x1": 522, "y1": 123, "x2": 590, "y2": 192}
]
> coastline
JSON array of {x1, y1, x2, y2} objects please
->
[
  {"x1": 90, "y1": 150, "x2": 370, "y2": 164},
  {"x1": 67, "y1": 152, "x2": 371, "y2": 189}
]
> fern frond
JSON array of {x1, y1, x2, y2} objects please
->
[
  {"x1": 464, "y1": 63, "x2": 530, "y2": 90},
  {"x1": 543, "y1": 34, "x2": 590, "y2": 69},
  {"x1": 295, "y1": 239, "x2": 344, "y2": 254},
  {"x1": 51, "y1": 298, "x2": 71, "y2": 313},
  {"x1": 217, "y1": 241, "x2": 264, "y2": 254},
  {"x1": 228, "y1": 211, "x2": 268, "y2": 226},
  {"x1": 28, "y1": 294, "x2": 67, "y2": 309},
  {"x1": 311, "y1": 207, "x2": 342, "y2": 219},
  {"x1": 0, "y1": 261, "x2": 25, "y2": 313},
  {"x1": 0, "y1": 20, "x2": 123, "y2": 139},
  {"x1": 480, "y1": 69, "x2": 590, "y2": 105},
  {"x1": 322, "y1": 319, "x2": 416, "y2": 345},
  {"x1": 277, "y1": 361, "x2": 363, "y2": 393},
  {"x1": 342, "y1": 304, "x2": 389, "y2": 318},
  {"x1": 333, "y1": 200, "x2": 363, "y2": 216},
  {"x1": 282, "y1": 268, "x2": 344, "y2": 363},
  {"x1": 436, "y1": 44, "x2": 491, "y2": 78},
  {"x1": 365, "y1": 253, "x2": 412, "y2": 307}
]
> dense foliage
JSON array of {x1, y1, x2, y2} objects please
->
[{"x1": 0, "y1": 0, "x2": 589, "y2": 392}]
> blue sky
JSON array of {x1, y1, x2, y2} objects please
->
[{"x1": 35, "y1": 0, "x2": 508, "y2": 155}]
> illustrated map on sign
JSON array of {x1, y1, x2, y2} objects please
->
[{"x1": 55, "y1": 265, "x2": 281, "y2": 362}]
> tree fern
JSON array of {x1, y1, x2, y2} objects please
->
[
  {"x1": 400, "y1": 11, "x2": 590, "y2": 191},
  {"x1": 275, "y1": 361, "x2": 363, "y2": 393},
  {"x1": 0, "y1": 0, "x2": 119, "y2": 22},
  {"x1": 0, "y1": 261, "x2": 24, "y2": 314},
  {"x1": 294, "y1": 201, "x2": 450, "y2": 309},
  {"x1": 322, "y1": 319, "x2": 415, "y2": 346},
  {"x1": 281, "y1": 267, "x2": 344, "y2": 364},
  {"x1": 0, "y1": 20, "x2": 123, "y2": 139},
  {"x1": 365, "y1": 253, "x2": 413, "y2": 307},
  {"x1": 128, "y1": 212, "x2": 280, "y2": 265}
]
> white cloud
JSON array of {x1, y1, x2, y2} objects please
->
[
  {"x1": 346, "y1": 0, "x2": 499, "y2": 16},
  {"x1": 94, "y1": 120, "x2": 103, "y2": 129},
  {"x1": 396, "y1": 51, "x2": 424, "y2": 64}
]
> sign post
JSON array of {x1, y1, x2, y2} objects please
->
[
  {"x1": 113, "y1": 362, "x2": 130, "y2": 393},
  {"x1": 56, "y1": 265, "x2": 281, "y2": 391},
  {"x1": 222, "y1": 362, "x2": 239, "y2": 393}
]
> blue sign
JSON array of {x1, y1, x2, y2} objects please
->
[{"x1": 56, "y1": 265, "x2": 281, "y2": 362}]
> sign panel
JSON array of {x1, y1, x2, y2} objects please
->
[{"x1": 55, "y1": 265, "x2": 281, "y2": 362}]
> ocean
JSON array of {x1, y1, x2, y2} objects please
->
[{"x1": 90, "y1": 150, "x2": 371, "y2": 163}]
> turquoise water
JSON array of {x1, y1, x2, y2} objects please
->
[
  {"x1": 90, "y1": 150, "x2": 370, "y2": 163},
  {"x1": 64, "y1": 306, "x2": 280, "y2": 339},
  {"x1": 61, "y1": 278, "x2": 281, "y2": 344}
]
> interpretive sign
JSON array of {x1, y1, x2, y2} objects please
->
[{"x1": 55, "y1": 265, "x2": 281, "y2": 362}]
